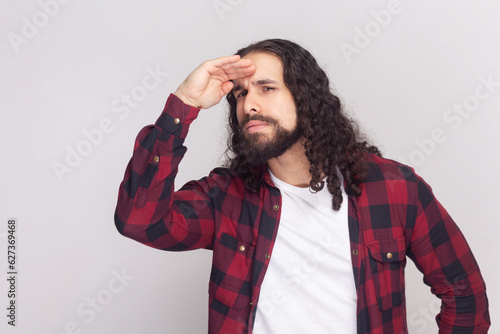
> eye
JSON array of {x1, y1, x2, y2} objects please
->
[
  {"x1": 263, "y1": 87, "x2": 275, "y2": 92},
  {"x1": 235, "y1": 90, "x2": 247, "y2": 98}
]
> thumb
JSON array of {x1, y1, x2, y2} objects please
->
[{"x1": 221, "y1": 81, "x2": 234, "y2": 96}]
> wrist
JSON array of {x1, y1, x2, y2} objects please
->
[{"x1": 173, "y1": 89, "x2": 200, "y2": 109}]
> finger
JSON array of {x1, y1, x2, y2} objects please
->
[
  {"x1": 206, "y1": 57, "x2": 253, "y2": 76},
  {"x1": 206, "y1": 55, "x2": 242, "y2": 70},
  {"x1": 220, "y1": 58, "x2": 253, "y2": 70},
  {"x1": 224, "y1": 64, "x2": 256, "y2": 80},
  {"x1": 221, "y1": 81, "x2": 234, "y2": 96}
]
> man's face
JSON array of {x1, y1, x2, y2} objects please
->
[{"x1": 232, "y1": 52, "x2": 302, "y2": 164}]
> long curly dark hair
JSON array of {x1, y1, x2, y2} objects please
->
[{"x1": 225, "y1": 39, "x2": 381, "y2": 211}]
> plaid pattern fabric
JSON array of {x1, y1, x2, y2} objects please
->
[{"x1": 115, "y1": 94, "x2": 490, "y2": 334}]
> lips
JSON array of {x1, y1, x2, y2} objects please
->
[{"x1": 244, "y1": 120, "x2": 270, "y2": 133}]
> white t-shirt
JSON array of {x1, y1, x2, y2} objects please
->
[{"x1": 252, "y1": 170, "x2": 357, "y2": 333}]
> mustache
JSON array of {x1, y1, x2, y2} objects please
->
[{"x1": 239, "y1": 115, "x2": 277, "y2": 129}]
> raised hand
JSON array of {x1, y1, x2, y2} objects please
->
[{"x1": 174, "y1": 55, "x2": 255, "y2": 109}]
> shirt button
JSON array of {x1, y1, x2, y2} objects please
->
[
  {"x1": 173, "y1": 118, "x2": 180, "y2": 124},
  {"x1": 153, "y1": 156, "x2": 160, "y2": 163},
  {"x1": 273, "y1": 204, "x2": 279, "y2": 210},
  {"x1": 265, "y1": 254, "x2": 271, "y2": 260},
  {"x1": 250, "y1": 302, "x2": 253, "y2": 306},
  {"x1": 239, "y1": 245, "x2": 246, "y2": 252},
  {"x1": 387, "y1": 252, "x2": 393, "y2": 259},
  {"x1": 352, "y1": 249, "x2": 359, "y2": 256}
]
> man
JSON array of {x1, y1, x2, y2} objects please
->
[{"x1": 115, "y1": 39, "x2": 490, "y2": 333}]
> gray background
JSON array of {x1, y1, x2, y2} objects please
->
[{"x1": 1, "y1": 0, "x2": 498, "y2": 333}]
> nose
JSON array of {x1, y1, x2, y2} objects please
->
[{"x1": 242, "y1": 90, "x2": 260, "y2": 116}]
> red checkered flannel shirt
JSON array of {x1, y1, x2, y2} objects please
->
[{"x1": 115, "y1": 94, "x2": 490, "y2": 334}]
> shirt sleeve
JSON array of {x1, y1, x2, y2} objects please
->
[
  {"x1": 114, "y1": 93, "x2": 215, "y2": 251},
  {"x1": 407, "y1": 175, "x2": 490, "y2": 333}
]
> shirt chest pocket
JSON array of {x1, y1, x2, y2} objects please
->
[
  {"x1": 366, "y1": 236, "x2": 406, "y2": 311},
  {"x1": 209, "y1": 233, "x2": 255, "y2": 310}
]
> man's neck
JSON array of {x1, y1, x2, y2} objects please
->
[{"x1": 267, "y1": 140, "x2": 312, "y2": 188}]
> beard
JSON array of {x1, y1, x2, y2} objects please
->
[{"x1": 237, "y1": 114, "x2": 302, "y2": 165}]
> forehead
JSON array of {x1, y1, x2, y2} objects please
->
[{"x1": 236, "y1": 52, "x2": 284, "y2": 83}]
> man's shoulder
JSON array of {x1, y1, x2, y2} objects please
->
[
  {"x1": 209, "y1": 167, "x2": 245, "y2": 184},
  {"x1": 363, "y1": 152, "x2": 418, "y2": 184},
  {"x1": 179, "y1": 167, "x2": 245, "y2": 192}
]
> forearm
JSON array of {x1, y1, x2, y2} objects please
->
[
  {"x1": 114, "y1": 93, "x2": 202, "y2": 249},
  {"x1": 408, "y1": 177, "x2": 490, "y2": 333},
  {"x1": 433, "y1": 231, "x2": 490, "y2": 333}
]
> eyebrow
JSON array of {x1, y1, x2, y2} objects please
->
[{"x1": 232, "y1": 79, "x2": 278, "y2": 94}]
